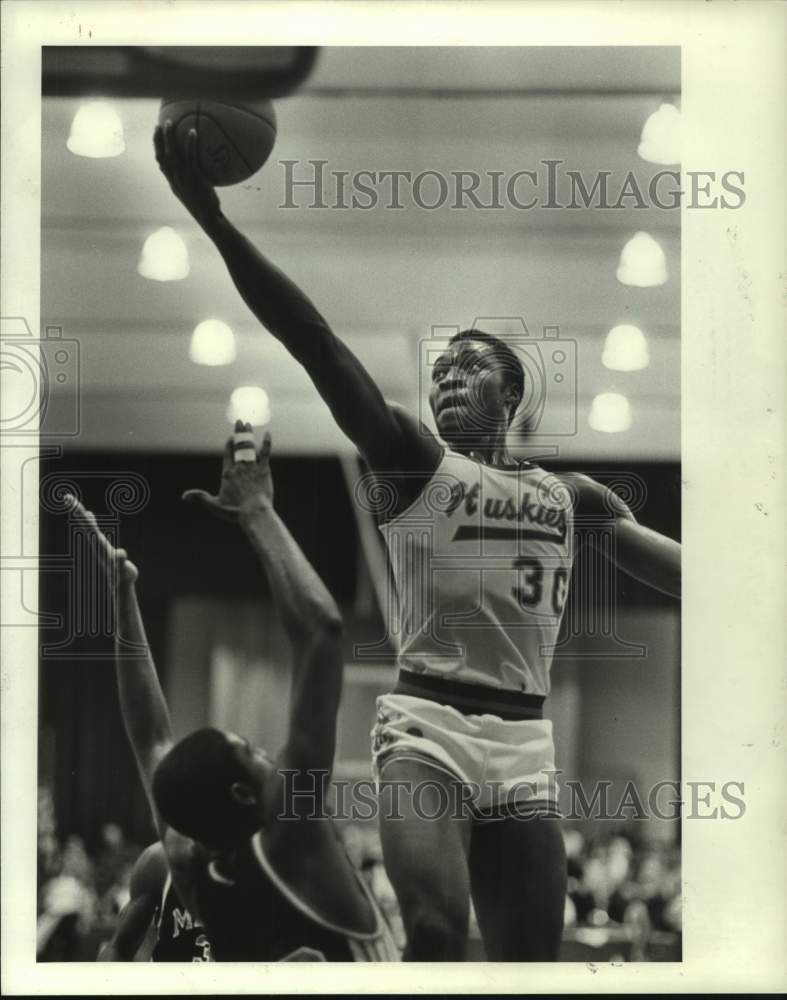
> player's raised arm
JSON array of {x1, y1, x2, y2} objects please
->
[
  {"x1": 154, "y1": 123, "x2": 440, "y2": 476},
  {"x1": 183, "y1": 425, "x2": 345, "y2": 785},
  {"x1": 65, "y1": 497, "x2": 195, "y2": 852},
  {"x1": 570, "y1": 474, "x2": 681, "y2": 599}
]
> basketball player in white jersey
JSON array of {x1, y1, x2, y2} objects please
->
[
  {"x1": 66, "y1": 427, "x2": 398, "y2": 961},
  {"x1": 154, "y1": 123, "x2": 681, "y2": 960}
]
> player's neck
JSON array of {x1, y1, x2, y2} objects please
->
[
  {"x1": 454, "y1": 433, "x2": 514, "y2": 467},
  {"x1": 212, "y1": 811, "x2": 265, "y2": 862}
]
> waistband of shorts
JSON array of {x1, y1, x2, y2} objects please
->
[{"x1": 393, "y1": 669, "x2": 545, "y2": 721}]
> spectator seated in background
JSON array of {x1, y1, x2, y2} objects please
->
[
  {"x1": 561, "y1": 826, "x2": 681, "y2": 958},
  {"x1": 37, "y1": 835, "x2": 98, "y2": 961}
]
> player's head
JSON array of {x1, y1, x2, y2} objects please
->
[
  {"x1": 152, "y1": 728, "x2": 274, "y2": 850},
  {"x1": 428, "y1": 329, "x2": 524, "y2": 446}
]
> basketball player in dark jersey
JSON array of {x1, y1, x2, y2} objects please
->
[
  {"x1": 97, "y1": 841, "x2": 212, "y2": 962},
  {"x1": 72, "y1": 492, "x2": 212, "y2": 964},
  {"x1": 154, "y1": 123, "x2": 681, "y2": 961},
  {"x1": 67, "y1": 429, "x2": 397, "y2": 962}
]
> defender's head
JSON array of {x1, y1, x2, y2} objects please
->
[
  {"x1": 152, "y1": 728, "x2": 273, "y2": 850},
  {"x1": 428, "y1": 329, "x2": 524, "y2": 446}
]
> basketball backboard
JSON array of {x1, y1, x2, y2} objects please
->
[{"x1": 42, "y1": 46, "x2": 319, "y2": 99}]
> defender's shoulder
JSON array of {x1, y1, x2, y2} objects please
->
[
  {"x1": 162, "y1": 829, "x2": 202, "y2": 881},
  {"x1": 129, "y1": 841, "x2": 168, "y2": 897}
]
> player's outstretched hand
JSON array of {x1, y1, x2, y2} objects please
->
[
  {"x1": 64, "y1": 494, "x2": 139, "y2": 587},
  {"x1": 153, "y1": 122, "x2": 221, "y2": 231},
  {"x1": 182, "y1": 421, "x2": 274, "y2": 522}
]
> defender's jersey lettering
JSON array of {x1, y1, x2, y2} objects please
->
[
  {"x1": 151, "y1": 876, "x2": 213, "y2": 962},
  {"x1": 379, "y1": 452, "x2": 574, "y2": 696},
  {"x1": 193, "y1": 933, "x2": 212, "y2": 963},
  {"x1": 172, "y1": 906, "x2": 193, "y2": 936}
]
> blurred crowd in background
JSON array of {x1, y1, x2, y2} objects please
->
[
  {"x1": 561, "y1": 826, "x2": 682, "y2": 961},
  {"x1": 37, "y1": 784, "x2": 681, "y2": 962},
  {"x1": 37, "y1": 787, "x2": 139, "y2": 960}
]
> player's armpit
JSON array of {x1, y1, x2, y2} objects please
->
[
  {"x1": 364, "y1": 402, "x2": 444, "y2": 520},
  {"x1": 386, "y1": 401, "x2": 443, "y2": 472}
]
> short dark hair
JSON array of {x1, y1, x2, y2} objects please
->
[
  {"x1": 152, "y1": 728, "x2": 252, "y2": 849},
  {"x1": 449, "y1": 329, "x2": 524, "y2": 406}
]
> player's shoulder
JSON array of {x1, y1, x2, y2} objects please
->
[
  {"x1": 161, "y1": 828, "x2": 203, "y2": 884},
  {"x1": 129, "y1": 841, "x2": 169, "y2": 897},
  {"x1": 159, "y1": 828, "x2": 207, "y2": 913},
  {"x1": 554, "y1": 470, "x2": 597, "y2": 496},
  {"x1": 551, "y1": 471, "x2": 635, "y2": 520}
]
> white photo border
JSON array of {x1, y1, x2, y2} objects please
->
[{"x1": 2, "y1": 0, "x2": 785, "y2": 993}]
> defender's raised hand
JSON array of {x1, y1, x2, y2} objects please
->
[
  {"x1": 153, "y1": 122, "x2": 221, "y2": 231},
  {"x1": 182, "y1": 421, "x2": 274, "y2": 522},
  {"x1": 65, "y1": 494, "x2": 139, "y2": 587}
]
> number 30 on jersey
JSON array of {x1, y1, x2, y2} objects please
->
[{"x1": 512, "y1": 559, "x2": 569, "y2": 616}]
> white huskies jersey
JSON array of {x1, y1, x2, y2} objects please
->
[{"x1": 379, "y1": 451, "x2": 574, "y2": 697}]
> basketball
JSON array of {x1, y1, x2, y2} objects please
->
[{"x1": 158, "y1": 98, "x2": 277, "y2": 186}]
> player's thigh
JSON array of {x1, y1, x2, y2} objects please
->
[
  {"x1": 469, "y1": 814, "x2": 567, "y2": 961},
  {"x1": 377, "y1": 756, "x2": 472, "y2": 926}
]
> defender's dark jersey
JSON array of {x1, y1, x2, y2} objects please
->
[
  {"x1": 191, "y1": 831, "x2": 398, "y2": 961},
  {"x1": 151, "y1": 874, "x2": 213, "y2": 962}
]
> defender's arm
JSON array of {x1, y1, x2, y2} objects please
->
[
  {"x1": 182, "y1": 429, "x2": 345, "y2": 786},
  {"x1": 113, "y1": 580, "x2": 175, "y2": 809},
  {"x1": 241, "y1": 500, "x2": 344, "y2": 780},
  {"x1": 66, "y1": 497, "x2": 196, "y2": 900}
]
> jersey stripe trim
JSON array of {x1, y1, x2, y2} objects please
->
[
  {"x1": 155, "y1": 872, "x2": 171, "y2": 933},
  {"x1": 250, "y1": 832, "x2": 386, "y2": 943},
  {"x1": 452, "y1": 524, "x2": 566, "y2": 544},
  {"x1": 375, "y1": 747, "x2": 468, "y2": 787},
  {"x1": 394, "y1": 668, "x2": 545, "y2": 720},
  {"x1": 207, "y1": 860, "x2": 236, "y2": 886}
]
